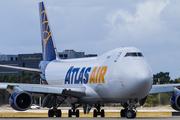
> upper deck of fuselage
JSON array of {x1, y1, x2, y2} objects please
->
[{"x1": 52, "y1": 47, "x2": 142, "y2": 64}]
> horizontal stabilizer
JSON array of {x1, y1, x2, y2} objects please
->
[{"x1": 0, "y1": 64, "x2": 42, "y2": 74}]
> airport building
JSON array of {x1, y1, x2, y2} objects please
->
[{"x1": 0, "y1": 50, "x2": 97, "y2": 76}]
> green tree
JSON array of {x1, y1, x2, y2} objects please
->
[
  {"x1": 22, "y1": 74, "x2": 31, "y2": 83},
  {"x1": 22, "y1": 72, "x2": 32, "y2": 77},
  {"x1": 153, "y1": 72, "x2": 170, "y2": 84},
  {"x1": 145, "y1": 94, "x2": 158, "y2": 106},
  {"x1": 18, "y1": 75, "x2": 22, "y2": 83},
  {"x1": 9, "y1": 74, "x2": 19, "y2": 83},
  {"x1": 21, "y1": 72, "x2": 33, "y2": 83},
  {"x1": 32, "y1": 74, "x2": 41, "y2": 84},
  {"x1": 2, "y1": 74, "x2": 9, "y2": 82},
  {"x1": 0, "y1": 75, "x2": 2, "y2": 82},
  {"x1": 169, "y1": 79, "x2": 175, "y2": 84},
  {"x1": 159, "y1": 93, "x2": 170, "y2": 105},
  {"x1": 173, "y1": 78, "x2": 180, "y2": 83}
]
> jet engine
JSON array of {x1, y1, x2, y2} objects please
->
[
  {"x1": 9, "y1": 91, "x2": 32, "y2": 111},
  {"x1": 171, "y1": 92, "x2": 180, "y2": 111}
]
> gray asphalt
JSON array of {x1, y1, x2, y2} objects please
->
[{"x1": 0, "y1": 117, "x2": 180, "y2": 120}]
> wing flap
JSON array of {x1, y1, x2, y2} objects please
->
[
  {"x1": 62, "y1": 89, "x2": 86, "y2": 98},
  {"x1": 21, "y1": 85, "x2": 63, "y2": 94},
  {"x1": 0, "y1": 64, "x2": 42, "y2": 74}
]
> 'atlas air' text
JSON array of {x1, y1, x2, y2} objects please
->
[{"x1": 64, "y1": 66, "x2": 107, "y2": 84}]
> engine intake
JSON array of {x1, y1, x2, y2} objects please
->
[
  {"x1": 171, "y1": 92, "x2": 180, "y2": 111},
  {"x1": 9, "y1": 91, "x2": 32, "y2": 111}
]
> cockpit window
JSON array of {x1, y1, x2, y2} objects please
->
[
  {"x1": 125, "y1": 52, "x2": 143, "y2": 57},
  {"x1": 137, "y1": 53, "x2": 143, "y2": 57}
]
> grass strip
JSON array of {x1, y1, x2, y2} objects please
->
[{"x1": 0, "y1": 112, "x2": 172, "y2": 118}]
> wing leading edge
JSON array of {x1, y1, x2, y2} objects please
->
[
  {"x1": 0, "y1": 83, "x2": 86, "y2": 98},
  {"x1": 149, "y1": 84, "x2": 180, "y2": 94}
]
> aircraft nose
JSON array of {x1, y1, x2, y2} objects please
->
[{"x1": 136, "y1": 69, "x2": 152, "y2": 88}]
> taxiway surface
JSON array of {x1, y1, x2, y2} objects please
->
[{"x1": 0, "y1": 117, "x2": 180, "y2": 120}]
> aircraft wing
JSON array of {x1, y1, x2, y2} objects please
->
[
  {"x1": 0, "y1": 83, "x2": 86, "y2": 98},
  {"x1": 0, "y1": 65, "x2": 86, "y2": 98},
  {"x1": 0, "y1": 64, "x2": 42, "y2": 74},
  {"x1": 149, "y1": 84, "x2": 180, "y2": 94}
]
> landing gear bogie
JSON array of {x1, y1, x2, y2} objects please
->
[
  {"x1": 125, "y1": 110, "x2": 136, "y2": 118},
  {"x1": 93, "y1": 109, "x2": 105, "y2": 117},
  {"x1": 93, "y1": 110, "x2": 97, "y2": 117},
  {"x1": 46, "y1": 95, "x2": 65, "y2": 118},
  {"x1": 48, "y1": 109, "x2": 62, "y2": 117},
  {"x1": 76, "y1": 109, "x2": 79, "y2": 117},
  {"x1": 48, "y1": 109, "x2": 54, "y2": 117},
  {"x1": 68, "y1": 109, "x2": 72, "y2": 117},
  {"x1": 68, "y1": 104, "x2": 80, "y2": 117},
  {"x1": 92, "y1": 104, "x2": 105, "y2": 117},
  {"x1": 120, "y1": 109, "x2": 127, "y2": 117},
  {"x1": 55, "y1": 109, "x2": 62, "y2": 117},
  {"x1": 101, "y1": 109, "x2": 105, "y2": 117},
  {"x1": 68, "y1": 109, "x2": 79, "y2": 117}
]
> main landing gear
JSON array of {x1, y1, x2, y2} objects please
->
[
  {"x1": 47, "y1": 95, "x2": 65, "y2": 117},
  {"x1": 48, "y1": 103, "x2": 105, "y2": 118},
  {"x1": 68, "y1": 104, "x2": 81, "y2": 117},
  {"x1": 48, "y1": 109, "x2": 61, "y2": 117},
  {"x1": 48, "y1": 103, "x2": 81, "y2": 117},
  {"x1": 120, "y1": 101, "x2": 137, "y2": 118},
  {"x1": 67, "y1": 103, "x2": 105, "y2": 117},
  {"x1": 93, "y1": 104, "x2": 105, "y2": 117}
]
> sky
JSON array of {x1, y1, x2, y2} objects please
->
[{"x1": 0, "y1": 0, "x2": 180, "y2": 80}]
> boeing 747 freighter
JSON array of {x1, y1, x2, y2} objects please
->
[{"x1": 0, "y1": 2, "x2": 180, "y2": 118}]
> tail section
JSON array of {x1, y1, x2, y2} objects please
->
[{"x1": 39, "y1": 2, "x2": 59, "y2": 61}]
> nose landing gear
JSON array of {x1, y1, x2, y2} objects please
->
[{"x1": 121, "y1": 100, "x2": 137, "y2": 118}]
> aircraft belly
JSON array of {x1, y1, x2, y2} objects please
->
[
  {"x1": 81, "y1": 83, "x2": 132, "y2": 103},
  {"x1": 78, "y1": 97, "x2": 129, "y2": 103}
]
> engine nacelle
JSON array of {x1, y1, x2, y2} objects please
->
[
  {"x1": 171, "y1": 92, "x2": 180, "y2": 111},
  {"x1": 9, "y1": 91, "x2": 32, "y2": 111}
]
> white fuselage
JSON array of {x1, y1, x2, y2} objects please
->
[{"x1": 45, "y1": 47, "x2": 153, "y2": 103}]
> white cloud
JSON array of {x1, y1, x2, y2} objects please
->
[
  {"x1": 136, "y1": 1, "x2": 169, "y2": 21},
  {"x1": 106, "y1": 0, "x2": 170, "y2": 44}
]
